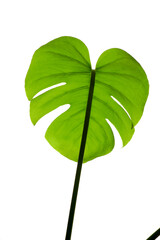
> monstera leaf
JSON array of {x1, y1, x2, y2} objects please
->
[
  {"x1": 25, "y1": 36, "x2": 149, "y2": 240},
  {"x1": 25, "y1": 36, "x2": 149, "y2": 163}
]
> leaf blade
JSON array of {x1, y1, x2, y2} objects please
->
[{"x1": 25, "y1": 38, "x2": 149, "y2": 162}]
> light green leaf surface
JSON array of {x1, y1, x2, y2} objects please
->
[{"x1": 25, "y1": 36, "x2": 149, "y2": 163}]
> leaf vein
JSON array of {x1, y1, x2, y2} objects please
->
[
  {"x1": 90, "y1": 116, "x2": 108, "y2": 151},
  {"x1": 96, "y1": 57, "x2": 128, "y2": 70},
  {"x1": 30, "y1": 71, "x2": 91, "y2": 84},
  {"x1": 95, "y1": 79, "x2": 135, "y2": 107},
  {"x1": 96, "y1": 71, "x2": 145, "y2": 87},
  {"x1": 46, "y1": 51, "x2": 90, "y2": 68},
  {"x1": 37, "y1": 85, "x2": 89, "y2": 107},
  {"x1": 63, "y1": 40, "x2": 91, "y2": 67}
]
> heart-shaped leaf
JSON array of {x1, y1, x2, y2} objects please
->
[{"x1": 25, "y1": 36, "x2": 149, "y2": 163}]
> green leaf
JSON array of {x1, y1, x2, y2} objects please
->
[{"x1": 25, "y1": 36, "x2": 149, "y2": 163}]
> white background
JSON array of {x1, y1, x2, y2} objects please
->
[{"x1": 0, "y1": 0, "x2": 160, "y2": 240}]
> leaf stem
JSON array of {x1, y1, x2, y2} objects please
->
[
  {"x1": 147, "y1": 228, "x2": 160, "y2": 240},
  {"x1": 65, "y1": 70, "x2": 95, "y2": 240}
]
